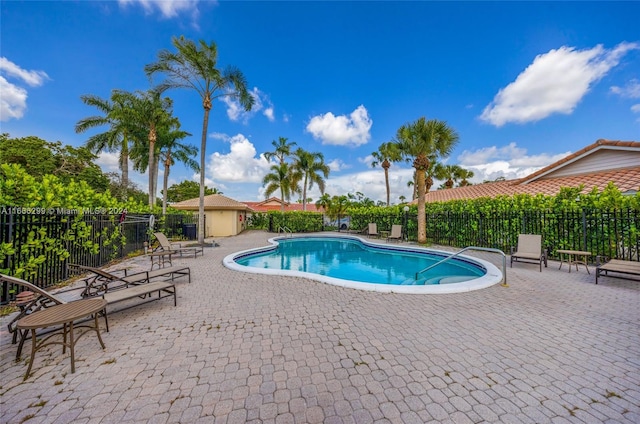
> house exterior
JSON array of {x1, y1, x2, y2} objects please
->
[
  {"x1": 171, "y1": 195, "x2": 324, "y2": 237},
  {"x1": 171, "y1": 194, "x2": 251, "y2": 237},
  {"x1": 420, "y1": 140, "x2": 640, "y2": 203}
]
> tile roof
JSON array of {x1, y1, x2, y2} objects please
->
[
  {"x1": 243, "y1": 199, "x2": 322, "y2": 213},
  {"x1": 419, "y1": 139, "x2": 640, "y2": 203},
  {"x1": 522, "y1": 139, "x2": 640, "y2": 184},
  {"x1": 172, "y1": 194, "x2": 250, "y2": 210}
]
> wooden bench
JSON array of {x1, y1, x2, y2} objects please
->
[{"x1": 595, "y1": 258, "x2": 640, "y2": 284}]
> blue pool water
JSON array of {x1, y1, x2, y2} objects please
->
[{"x1": 232, "y1": 237, "x2": 485, "y2": 286}]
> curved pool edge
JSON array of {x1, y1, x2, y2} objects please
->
[{"x1": 223, "y1": 233, "x2": 504, "y2": 294}]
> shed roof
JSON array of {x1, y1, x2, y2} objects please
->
[{"x1": 172, "y1": 194, "x2": 250, "y2": 211}]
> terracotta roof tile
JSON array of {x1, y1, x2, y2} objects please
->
[
  {"x1": 172, "y1": 194, "x2": 250, "y2": 210},
  {"x1": 243, "y1": 200, "x2": 322, "y2": 213},
  {"x1": 421, "y1": 167, "x2": 640, "y2": 203}
]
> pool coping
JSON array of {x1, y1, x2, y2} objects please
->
[{"x1": 223, "y1": 233, "x2": 504, "y2": 294}]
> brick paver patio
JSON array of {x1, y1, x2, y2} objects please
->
[{"x1": 1, "y1": 230, "x2": 638, "y2": 423}]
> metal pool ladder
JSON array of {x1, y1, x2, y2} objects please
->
[
  {"x1": 415, "y1": 246, "x2": 508, "y2": 286},
  {"x1": 278, "y1": 226, "x2": 293, "y2": 237}
]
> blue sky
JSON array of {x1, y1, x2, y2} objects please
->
[{"x1": 1, "y1": 1, "x2": 639, "y2": 204}]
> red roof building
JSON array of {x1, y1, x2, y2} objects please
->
[{"x1": 419, "y1": 139, "x2": 640, "y2": 203}]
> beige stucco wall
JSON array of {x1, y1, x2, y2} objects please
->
[{"x1": 204, "y1": 209, "x2": 247, "y2": 237}]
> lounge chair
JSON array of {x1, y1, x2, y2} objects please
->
[
  {"x1": 387, "y1": 225, "x2": 403, "y2": 242},
  {"x1": 1, "y1": 273, "x2": 107, "y2": 359},
  {"x1": 595, "y1": 257, "x2": 640, "y2": 284},
  {"x1": 368, "y1": 223, "x2": 380, "y2": 238},
  {"x1": 510, "y1": 234, "x2": 547, "y2": 272},
  {"x1": 154, "y1": 232, "x2": 204, "y2": 257},
  {"x1": 69, "y1": 264, "x2": 190, "y2": 298}
]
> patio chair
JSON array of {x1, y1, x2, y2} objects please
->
[
  {"x1": 510, "y1": 234, "x2": 547, "y2": 272},
  {"x1": 153, "y1": 232, "x2": 204, "y2": 257},
  {"x1": 367, "y1": 223, "x2": 380, "y2": 238},
  {"x1": 69, "y1": 264, "x2": 190, "y2": 298},
  {"x1": 387, "y1": 225, "x2": 403, "y2": 242},
  {"x1": 1, "y1": 273, "x2": 107, "y2": 359}
]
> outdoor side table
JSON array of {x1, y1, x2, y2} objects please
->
[
  {"x1": 148, "y1": 251, "x2": 174, "y2": 269},
  {"x1": 557, "y1": 249, "x2": 592, "y2": 274},
  {"x1": 16, "y1": 298, "x2": 107, "y2": 380}
]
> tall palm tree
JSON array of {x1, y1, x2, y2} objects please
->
[
  {"x1": 158, "y1": 125, "x2": 197, "y2": 215},
  {"x1": 291, "y1": 148, "x2": 329, "y2": 211},
  {"x1": 130, "y1": 90, "x2": 174, "y2": 208},
  {"x1": 396, "y1": 117, "x2": 459, "y2": 244},
  {"x1": 263, "y1": 162, "x2": 298, "y2": 211},
  {"x1": 145, "y1": 36, "x2": 254, "y2": 244},
  {"x1": 75, "y1": 90, "x2": 136, "y2": 200},
  {"x1": 264, "y1": 137, "x2": 296, "y2": 164},
  {"x1": 371, "y1": 141, "x2": 402, "y2": 206}
]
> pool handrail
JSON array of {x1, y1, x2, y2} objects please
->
[
  {"x1": 415, "y1": 246, "x2": 507, "y2": 286},
  {"x1": 278, "y1": 226, "x2": 293, "y2": 237}
]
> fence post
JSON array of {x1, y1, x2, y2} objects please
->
[{"x1": 581, "y1": 209, "x2": 588, "y2": 252}]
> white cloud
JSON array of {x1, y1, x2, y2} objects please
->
[
  {"x1": 306, "y1": 105, "x2": 372, "y2": 146},
  {"x1": 0, "y1": 57, "x2": 49, "y2": 121},
  {"x1": 221, "y1": 87, "x2": 275, "y2": 124},
  {"x1": 480, "y1": 42, "x2": 640, "y2": 127},
  {"x1": 610, "y1": 79, "x2": 640, "y2": 98},
  {"x1": 312, "y1": 167, "x2": 414, "y2": 205},
  {"x1": 206, "y1": 133, "x2": 271, "y2": 183},
  {"x1": 118, "y1": 0, "x2": 202, "y2": 19},
  {"x1": 631, "y1": 104, "x2": 640, "y2": 113},
  {"x1": 458, "y1": 142, "x2": 570, "y2": 182},
  {"x1": 327, "y1": 159, "x2": 350, "y2": 172}
]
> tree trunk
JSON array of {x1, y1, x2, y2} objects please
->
[
  {"x1": 416, "y1": 168, "x2": 427, "y2": 243},
  {"x1": 162, "y1": 150, "x2": 171, "y2": 215},
  {"x1": 199, "y1": 104, "x2": 210, "y2": 245},
  {"x1": 153, "y1": 155, "x2": 160, "y2": 207},
  {"x1": 148, "y1": 125, "x2": 156, "y2": 209},
  {"x1": 383, "y1": 160, "x2": 390, "y2": 206},
  {"x1": 302, "y1": 175, "x2": 308, "y2": 211},
  {"x1": 121, "y1": 140, "x2": 129, "y2": 202}
]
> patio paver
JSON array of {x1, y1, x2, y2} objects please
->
[{"x1": 1, "y1": 230, "x2": 638, "y2": 423}]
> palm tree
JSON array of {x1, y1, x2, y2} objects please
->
[
  {"x1": 315, "y1": 193, "x2": 332, "y2": 213},
  {"x1": 75, "y1": 90, "x2": 136, "y2": 200},
  {"x1": 396, "y1": 117, "x2": 459, "y2": 244},
  {"x1": 435, "y1": 164, "x2": 464, "y2": 189},
  {"x1": 371, "y1": 141, "x2": 402, "y2": 206},
  {"x1": 291, "y1": 148, "x2": 329, "y2": 211},
  {"x1": 130, "y1": 89, "x2": 174, "y2": 208},
  {"x1": 264, "y1": 137, "x2": 296, "y2": 164},
  {"x1": 145, "y1": 36, "x2": 254, "y2": 244},
  {"x1": 263, "y1": 162, "x2": 298, "y2": 211},
  {"x1": 158, "y1": 125, "x2": 197, "y2": 215},
  {"x1": 457, "y1": 168, "x2": 475, "y2": 186}
]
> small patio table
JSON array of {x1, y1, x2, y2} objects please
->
[
  {"x1": 16, "y1": 298, "x2": 107, "y2": 380},
  {"x1": 557, "y1": 249, "x2": 592, "y2": 274},
  {"x1": 148, "y1": 250, "x2": 174, "y2": 269}
]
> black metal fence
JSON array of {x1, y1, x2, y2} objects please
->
[
  {"x1": 425, "y1": 209, "x2": 639, "y2": 262},
  {"x1": 1, "y1": 211, "x2": 200, "y2": 303}
]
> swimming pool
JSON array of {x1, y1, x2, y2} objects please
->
[{"x1": 223, "y1": 235, "x2": 504, "y2": 294}]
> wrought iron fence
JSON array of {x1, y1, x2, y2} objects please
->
[
  {"x1": 425, "y1": 209, "x2": 639, "y2": 262},
  {"x1": 1, "y1": 211, "x2": 201, "y2": 303}
]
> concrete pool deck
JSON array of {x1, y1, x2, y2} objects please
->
[{"x1": 1, "y1": 230, "x2": 638, "y2": 423}]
